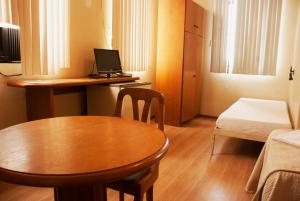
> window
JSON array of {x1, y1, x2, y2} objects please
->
[
  {"x1": 211, "y1": 0, "x2": 282, "y2": 75},
  {"x1": 112, "y1": 0, "x2": 157, "y2": 72},
  {"x1": 1, "y1": 0, "x2": 70, "y2": 75}
]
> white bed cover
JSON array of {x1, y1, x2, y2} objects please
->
[{"x1": 216, "y1": 98, "x2": 292, "y2": 136}]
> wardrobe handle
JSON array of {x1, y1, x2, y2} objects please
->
[
  {"x1": 193, "y1": 74, "x2": 196, "y2": 78},
  {"x1": 193, "y1": 25, "x2": 199, "y2": 29}
]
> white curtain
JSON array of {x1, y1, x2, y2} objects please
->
[
  {"x1": 0, "y1": 0, "x2": 12, "y2": 23},
  {"x1": 17, "y1": 0, "x2": 42, "y2": 75},
  {"x1": 0, "y1": 0, "x2": 18, "y2": 24},
  {"x1": 211, "y1": 0, "x2": 282, "y2": 75},
  {"x1": 211, "y1": 0, "x2": 230, "y2": 73},
  {"x1": 1, "y1": 0, "x2": 70, "y2": 75},
  {"x1": 39, "y1": 0, "x2": 70, "y2": 75},
  {"x1": 113, "y1": 0, "x2": 156, "y2": 72},
  {"x1": 101, "y1": 0, "x2": 113, "y2": 49}
]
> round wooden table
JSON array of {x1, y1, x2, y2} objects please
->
[{"x1": 0, "y1": 116, "x2": 169, "y2": 201}]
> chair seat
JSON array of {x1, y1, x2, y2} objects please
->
[
  {"x1": 123, "y1": 168, "x2": 149, "y2": 182},
  {"x1": 108, "y1": 164, "x2": 159, "y2": 196},
  {"x1": 108, "y1": 169, "x2": 149, "y2": 195}
]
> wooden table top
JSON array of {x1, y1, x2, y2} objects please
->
[
  {"x1": 0, "y1": 116, "x2": 168, "y2": 187},
  {"x1": 7, "y1": 77, "x2": 139, "y2": 88}
]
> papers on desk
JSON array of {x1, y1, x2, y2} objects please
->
[{"x1": 272, "y1": 130, "x2": 300, "y2": 148}]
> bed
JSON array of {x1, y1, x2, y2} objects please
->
[
  {"x1": 246, "y1": 129, "x2": 300, "y2": 201},
  {"x1": 211, "y1": 98, "x2": 292, "y2": 154}
]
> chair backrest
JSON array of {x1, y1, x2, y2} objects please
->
[{"x1": 114, "y1": 88, "x2": 165, "y2": 131}]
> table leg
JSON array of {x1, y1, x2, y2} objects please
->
[
  {"x1": 54, "y1": 183, "x2": 107, "y2": 201},
  {"x1": 81, "y1": 86, "x2": 87, "y2": 116},
  {"x1": 26, "y1": 87, "x2": 54, "y2": 121}
]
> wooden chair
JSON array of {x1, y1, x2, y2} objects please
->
[{"x1": 107, "y1": 87, "x2": 165, "y2": 201}]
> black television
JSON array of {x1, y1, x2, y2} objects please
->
[
  {"x1": 0, "y1": 24, "x2": 21, "y2": 63},
  {"x1": 94, "y1": 49, "x2": 122, "y2": 76}
]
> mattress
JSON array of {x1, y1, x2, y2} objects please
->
[{"x1": 216, "y1": 98, "x2": 292, "y2": 136}]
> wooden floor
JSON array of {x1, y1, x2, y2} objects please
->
[{"x1": 0, "y1": 117, "x2": 263, "y2": 201}]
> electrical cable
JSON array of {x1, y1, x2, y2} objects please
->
[
  {"x1": 88, "y1": 61, "x2": 98, "y2": 77},
  {"x1": 0, "y1": 72, "x2": 22, "y2": 77},
  {"x1": 90, "y1": 61, "x2": 96, "y2": 74}
]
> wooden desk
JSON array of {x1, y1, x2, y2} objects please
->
[
  {"x1": 7, "y1": 77, "x2": 139, "y2": 121},
  {"x1": 0, "y1": 116, "x2": 169, "y2": 201}
]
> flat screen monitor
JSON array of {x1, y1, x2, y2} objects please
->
[
  {"x1": 0, "y1": 24, "x2": 21, "y2": 63},
  {"x1": 94, "y1": 49, "x2": 122, "y2": 74}
]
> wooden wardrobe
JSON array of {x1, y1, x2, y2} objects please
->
[{"x1": 156, "y1": 0, "x2": 205, "y2": 126}]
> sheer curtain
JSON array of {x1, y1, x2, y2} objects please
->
[
  {"x1": 0, "y1": 0, "x2": 12, "y2": 23},
  {"x1": 0, "y1": 0, "x2": 18, "y2": 24},
  {"x1": 39, "y1": 0, "x2": 70, "y2": 75},
  {"x1": 210, "y1": 0, "x2": 230, "y2": 73},
  {"x1": 211, "y1": 0, "x2": 282, "y2": 75},
  {"x1": 112, "y1": 0, "x2": 156, "y2": 72},
  {"x1": 1, "y1": 0, "x2": 70, "y2": 76}
]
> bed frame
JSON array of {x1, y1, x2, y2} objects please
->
[
  {"x1": 211, "y1": 98, "x2": 293, "y2": 155},
  {"x1": 211, "y1": 128, "x2": 268, "y2": 155}
]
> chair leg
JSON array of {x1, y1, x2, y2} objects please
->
[
  {"x1": 211, "y1": 134, "x2": 216, "y2": 156},
  {"x1": 133, "y1": 192, "x2": 143, "y2": 201},
  {"x1": 146, "y1": 186, "x2": 153, "y2": 201},
  {"x1": 102, "y1": 186, "x2": 107, "y2": 201},
  {"x1": 119, "y1": 192, "x2": 125, "y2": 201}
]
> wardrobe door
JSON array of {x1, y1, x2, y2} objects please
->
[
  {"x1": 195, "y1": 6, "x2": 204, "y2": 37},
  {"x1": 181, "y1": 32, "x2": 198, "y2": 122},
  {"x1": 185, "y1": 0, "x2": 197, "y2": 34},
  {"x1": 156, "y1": 0, "x2": 186, "y2": 126},
  {"x1": 185, "y1": 0, "x2": 204, "y2": 35}
]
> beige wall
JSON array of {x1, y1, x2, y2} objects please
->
[
  {"x1": 193, "y1": 0, "x2": 209, "y2": 9},
  {"x1": 54, "y1": 0, "x2": 107, "y2": 117},
  {"x1": 288, "y1": 2, "x2": 300, "y2": 129},
  {"x1": 0, "y1": 64, "x2": 26, "y2": 129},
  {"x1": 62, "y1": 0, "x2": 158, "y2": 82},
  {"x1": 60, "y1": 0, "x2": 105, "y2": 77},
  {"x1": 200, "y1": 0, "x2": 300, "y2": 117}
]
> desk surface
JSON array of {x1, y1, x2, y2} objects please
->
[
  {"x1": 6, "y1": 77, "x2": 140, "y2": 121},
  {"x1": 0, "y1": 116, "x2": 168, "y2": 187},
  {"x1": 7, "y1": 77, "x2": 139, "y2": 88}
]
